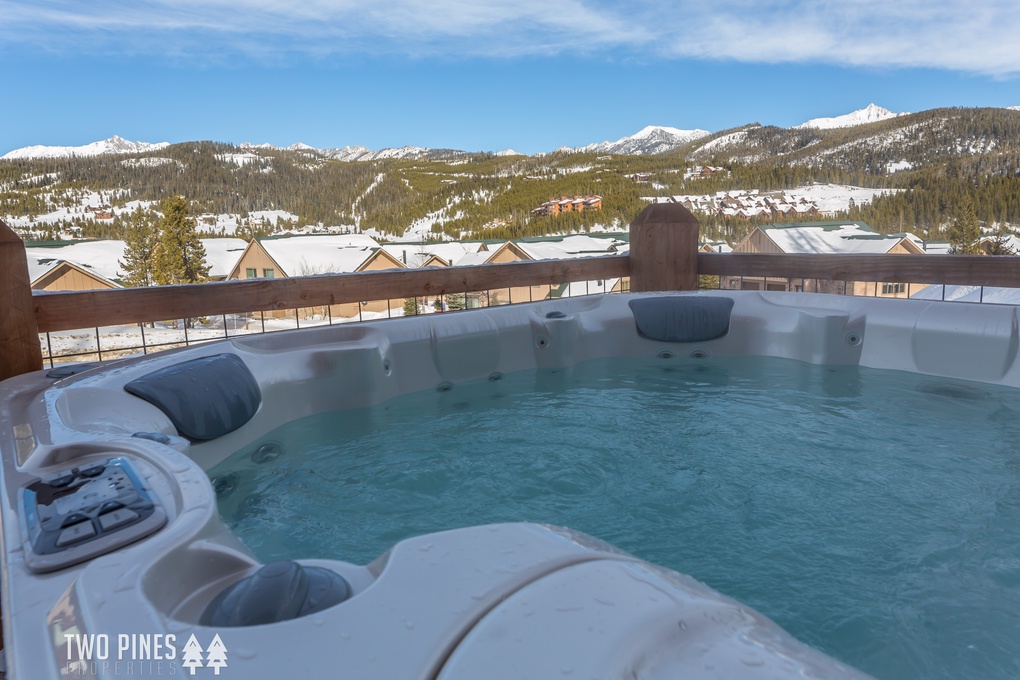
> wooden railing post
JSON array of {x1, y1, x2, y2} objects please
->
[
  {"x1": 1, "y1": 219, "x2": 43, "y2": 381},
  {"x1": 629, "y1": 203, "x2": 701, "y2": 291}
]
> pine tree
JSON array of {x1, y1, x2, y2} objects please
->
[
  {"x1": 152, "y1": 196, "x2": 210, "y2": 285},
  {"x1": 119, "y1": 206, "x2": 158, "y2": 287},
  {"x1": 402, "y1": 297, "x2": 419, "y2": 316},
  {"x1": 446, "y1": 292, "x2": 465, "y2": 311},
  {"x1": 946, "y1": 196, "x2": 982, "y2": 254}
]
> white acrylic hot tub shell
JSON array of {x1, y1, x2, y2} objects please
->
[{"x1": 2, "y1": 291, "x2": 1017, "y2": 680}]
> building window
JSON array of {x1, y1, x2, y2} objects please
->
[
  {"x1": 263, "y1": 268, "x2": 275, "y2": 279},
  {"x1": 881, "y1": 282, "x2": 906, "y2": 295},
  {"x1": 246, "y1": 268, "x2": 257, "y2": 279}
]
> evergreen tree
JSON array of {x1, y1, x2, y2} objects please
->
[
  {"x1": 152, "y1": 196, "x2": 210, "y2": 285},
  {"x1": 402, "y1": 297, "x2": 419, "y2": 316},
  {"x1": 446, "y1": 292, "x2": 465, "y2": 311},
  {"x1": 946, "y1": 196, "x2": 982, "y2": 254},
  {"x1": 119, "y1": 206, "x2": 158, "y2": 287}
]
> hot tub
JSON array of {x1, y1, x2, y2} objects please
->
[{"x1": 2, "y1": 291, "x2": 1018, "y2": 679}]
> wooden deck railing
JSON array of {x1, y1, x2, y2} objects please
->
[{"x1": 4, "y1": 202, "x2": 1020, "y2": 381}]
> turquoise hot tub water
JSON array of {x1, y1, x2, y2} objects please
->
[{"x1": 209, "y1": 355, "x2": 1020, "y2": 680}]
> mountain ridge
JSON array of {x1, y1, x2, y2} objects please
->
[
  {"x1": 3, "y1": 106, "x2": 1020, "y2": 178},
  {"x1": 1, "y1": 136, "x2": 170, "y2": 160},
  {"x1": 5, "y1": 105, "x2": 985, "y2": 161}
]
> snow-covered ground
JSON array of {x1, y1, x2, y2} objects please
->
[
  {"x1": 197, "y1": 210, "x2": 300, "y2": 235},
  {"x1": 886, "y1": 160, "x2": 914, "y2": 174},
  {"x1": 787, "y1": 183, "x2": 900, "y2": 212},
  {"x1": 42, "y1": 310, "x2": 399, "y2": 364},
  {"x1": 647, "y1": 183, "x2": 898, "y2": 216},
  {"x1": 3, "y1": 190, "x2": 153, "y2": 232},
  {"x1": 910, "y1": 285, "x2": 1020, "y2": 305},
  {"x1": 215, "y1": 152, "x2": 263, "y2": 167}
]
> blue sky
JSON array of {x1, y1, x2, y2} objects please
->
[{"x1": 2, "y1": 0, "x2": 1018, "y2": 155}]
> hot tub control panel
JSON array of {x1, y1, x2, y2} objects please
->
[{"x1": 20, "y1": 457, "x2": 167, "y2": 573}]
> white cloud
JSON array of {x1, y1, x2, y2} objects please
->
[
  {"x1": 653, "y1": 0, "x2": 1020, "y2": 75},
  {"x1": 3, "y1": 0, "x2": 1019, "y2": 75}
]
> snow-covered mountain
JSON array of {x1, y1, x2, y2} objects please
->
[
  {"x1": 793, "y1": 104, "x2": 903, "y2": 130},
  {"x1": 5, "y1": 105, "x2": 1017, "y2": 163},
  {"x1": 1, "y1": 136, "x2": 170, "y2": 160},
  {"x1": 236, "y1": 141, "x2": 468, "y2": 162},
  {"x1": 574, "y1": 125, "x2": 711, "y2": 155}
]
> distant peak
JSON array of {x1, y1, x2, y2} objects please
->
[
  {"x1": 794, "y1": 104, "x2": 901, "y2": 130},
  {"x1": 628, "y1": 125, "x2": 709, "y2": 141},
  {"x1": 1, "y1": 136, "x2": 169, "y2": 160}
]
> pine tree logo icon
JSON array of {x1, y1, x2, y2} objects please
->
[
  {"x1": 205, "y1": 634, "x2": 228, "y2": 675},
  {"x1": 181, "y1": 635, "x2": 205, "y2": 675}
]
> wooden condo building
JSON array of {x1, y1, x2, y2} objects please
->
[{"x1": 531, "y1": 196, "x2": 603, "y2": 217}]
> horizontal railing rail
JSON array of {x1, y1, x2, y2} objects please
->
[
  {"x1": 699, "y1": 252, "x2": 1020, "y2": 287},
  {"x1": 32, "y1": 255, "x2": 631, "y2": 333}
]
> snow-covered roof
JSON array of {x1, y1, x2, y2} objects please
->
[
  {"x1": 918, "y1": 240, "x2": 951, "y2": 255},
  {"x1": 453, "y1": 251, "x2": 491, "y2": 267},
  {"x1": 978, "y1": 234, "x2": 1020, "y2": 254},
  {"x1": 515, "y1": 235, "x2": 624, "y2": 261},
  {"x1": 381, "y1": 242, "x2": 479, "y2": 268},
  {"x1": 25, "y1": 241, "x2": 128, "y2": 281},
  {"x1": 199, "y1": 238, "x2": 250, "y2": 278},
  {"x1": 24, "y1": 238, "x2": 249, "y2": 282},
  {"x1": 24, "y1": 255, "x2": 62, "y2": 283},
  {"x1": 23, "y1": 255, "x2": 114, "y2": 287},
  {"x1": 756, "y1": 224, "x2": 920, "y2": 254},
  {"x1": 256, "y1": 234, "x2": 387, "y2": 275}
]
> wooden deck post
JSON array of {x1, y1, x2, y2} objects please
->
[
  {"x1": 0, "y1": 219, "x2": 43, "y2": 381},
  {"x1": 629, "y1": 203, "x2": 701, "y2": 292}
]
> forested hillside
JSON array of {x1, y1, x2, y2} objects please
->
[{"x1": 4, "y1": 107, "x2": 1020, "y2": 245}]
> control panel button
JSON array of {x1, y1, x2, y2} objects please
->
[
  {"x1": 47, "y1": 474, "x2": 75, "y2": 488},
  {"x1": 56, "y1": 521, "x2": 96, "y2": 547},
  {"x1": 98, "y1": 508, "x2": 139, "y2": 532},
  {"x1": 99, "y1": 500, "x2": 124, "y2": 514},
  {"x1": 79, "y1": 463, "x2": 106, "y2": 478},
  {"x1": 60, "y1": 512, "x2": 90, "y2": 528}
]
